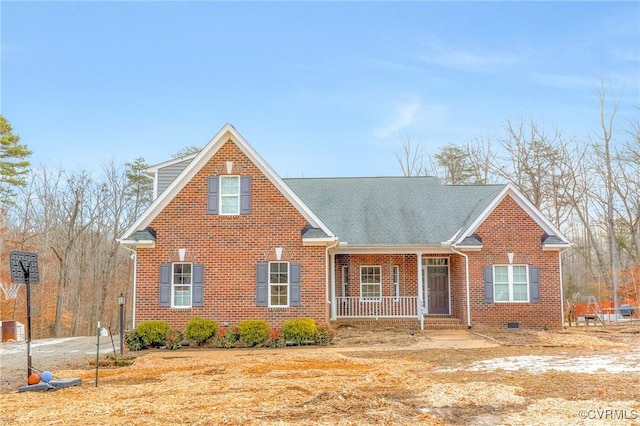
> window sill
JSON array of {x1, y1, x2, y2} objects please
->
[{"x1": 170, "y1": 307, "x2": 193, "y2": 312}]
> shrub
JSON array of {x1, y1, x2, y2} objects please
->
[
  {"x1": 237, "y1": 320, "x2": 270, "y2": 347},
  {"x1": 215, "y1": 326, "x2": 239, "y2": 349},
  {"x1": 283, "y1": 318, "x2": 317, "y2": 345},
  {"x1": 266, "y1": 328, "x2": 286, "y2": 348},
  {"x1": 186, "y1": 317, "x2": 219, "y2": 346},
  {"x1": 314, "y1": 324, "x2": 335, "y2": 346},
  {"x1": 124, "y1": 329, "x2": 144, "y2": 351},
  {"x1": 137, "y1": 320, "x2": 171, "y2": 348},
  {"x1": 165, "y1": 329, "x2": 184, "y2": 350}
]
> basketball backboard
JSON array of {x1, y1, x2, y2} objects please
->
[{"x1": 9, "y1": 251, "x2": 40, "y2": 284}]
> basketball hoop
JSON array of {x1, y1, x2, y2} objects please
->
[{"x1": 1, "y1": 282, "x2": 21, "y2": 300}]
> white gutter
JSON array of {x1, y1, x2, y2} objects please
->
[
  {"x1": 417, "y1": 253, "x2": 424, "y2": 330},
  {"x1": 120, "y1": 244, "x2": 138, "y2": 328},
  {"x1": 325, "y1": 239, "x2": 340, "y2": 321},
  {"x1": 451, "y1": 247, "x2": 471, "y2": 328},
  {"x1": 559, "y1": 248, "x2": 569, "y2": 328}
]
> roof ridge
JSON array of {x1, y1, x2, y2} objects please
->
[{"x1": 283, "y1": 175, "x2": 440, "y2": 180}]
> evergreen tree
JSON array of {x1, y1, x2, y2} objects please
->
[
  {"x1": 433, "y1": 143, "x2": 475, "y2": 185},
  {"x1": 0, "y1": 115, "x2": 32, "y2": 203},
  {"x1": 124, "y1": 157, "x2": 153, "y2": 221}
]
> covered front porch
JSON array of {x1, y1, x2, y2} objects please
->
[{"x1": 328, "y1": 251, "x2": 466, "y2": 328}]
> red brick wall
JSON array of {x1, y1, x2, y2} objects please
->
[
  {"x1": 135, "y1": 139, "x2": 328, "y2": 330},
  {"x1": 326, "y1": 195, "x2": 562, "y2": 329},
  {"x1": 460, "y1": 194, "x2": 563, "y2": 328},
  {"x1": 449, "y1": 253, "x2": 468, "y2": 324},
  {"x1": 334, "y1": 254, "x2": 418, "y2": 298}
]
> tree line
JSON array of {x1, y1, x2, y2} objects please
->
[
  {"x1": 1, "y1": 81, "x2": 638, "y2": 337},
  {"x1": 396, "y1": 84, "x2": 639, "y2": 308},
  {"x1": 1, "y1": 114, "x2": 154, "y2": 336}
]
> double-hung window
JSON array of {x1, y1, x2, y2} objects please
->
[
  {"x1": 494, "y1": 265, "x2": 529, "y2": 302},
  {"x1": 360, "y1": 266, "x2": 381, "y2": 301},
  {"x1": 392, "y1": 265, "x2": 399, "y2": 301},
  {"x1": 269, "y1": 262, "x2": 289, "y2": 307},
  {"x1": 220, "y1": 176, "x2": 240, "y2": 215},
  {"x1": 341, "y1": 265, "x2": 349, "y2": 297},
  {"x1": 172, "y1": 263, "x2": 192, "y2": 307}
]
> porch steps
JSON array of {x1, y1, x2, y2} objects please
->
[{"x1": 422, "y1": 317, "x2": 466, "y2": 330}]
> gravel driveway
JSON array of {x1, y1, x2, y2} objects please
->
[{"x1": 0, "y1": 335, "x2": 121, "y2": 392}]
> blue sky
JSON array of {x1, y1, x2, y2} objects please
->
[{"x1": 2, "y1": 1, "x2": 639, "y2": 178}]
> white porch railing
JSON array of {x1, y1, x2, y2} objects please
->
[{"x1": 336, "y1": 296, "x2": 418, "y2": 318}]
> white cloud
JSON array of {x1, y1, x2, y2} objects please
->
[
  {"x1": 418, "y1": 38, "x2": 522, "y2": 73},
  {"x1": 373, "y1": 99, "x2": 422, "y2": 139},
  {"x1": 372, "y1": 98, "x2": 448, "y2": 139}
]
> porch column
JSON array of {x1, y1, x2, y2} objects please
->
[
  {"x1": 417, "y1": 252, "x2": 424, "y2": 330},
  {"x1": 330, "y1": 251, "x2": 337, "y2": 320}
]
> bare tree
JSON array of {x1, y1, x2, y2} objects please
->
[
  {"x1": 51, "y1": 170, "x2": 99, "y2": 337},
  {"x1": 395, "y1": 135, "x2": 426, "y2": 177},
  {"x1": 465, "y1": 136, "x2": 498, "y2": 185},
  {"x1": 593, "y1": 79, "x2": 622, "y2": 310},
  {"x1": 493, "y1": 119, "x2": 567, "y2": 213},
  {"x1": 617, "y1": 111, "x2": 640, "y2": 262}
]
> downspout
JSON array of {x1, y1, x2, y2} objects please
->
[
  {"x1": 451, "y1": 247, "x2": 471, "y2": 328},
  {"x1": 559, "y1": 248, "x2": 569, "y2": 328},
  {"x1": 121, "y1": 244, "x2": 138, "y2": 328},
  {"x1": 326, "y1": 239, "x2": 339, "y2": 321},
  {"x1": 417, "y1": 253, "x2": 424, "y2": 330}
]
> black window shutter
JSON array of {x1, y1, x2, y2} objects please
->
[
  {"x1": 207, "y1": 176, "x2": 219, "y2": 214},
  {"x1": 159, "y1": 263, "x2": 171, "y2": 307},
  {"x1": 256, "y1": 262, "x2": 268, "y2": 306},
  {"x1": 290, "y1": 263, "x2": 301, "y2": 307},
  {"x1": 529, "y1": 266, "x2": 540, "y2": 302},
  {"x1": 192, "y1": 264, "x2": 204, "y2": 307},
  {"x1": 240, "y1": 176, "x2": 251, "y2": 214},
  {"x1": 483, "y1": 266, "x2": 493, "y2": 303}
]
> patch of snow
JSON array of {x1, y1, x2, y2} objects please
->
[
  {"x1": 0, "y1": 337, "x2": 84, "y2": 356},
  {"x1": 437, "y1": 352, "x2": 640, "y2": 374}
]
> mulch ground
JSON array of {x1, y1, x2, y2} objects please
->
[{"x1": 0, "y1": 325, "x2": 638, "y2": 425}]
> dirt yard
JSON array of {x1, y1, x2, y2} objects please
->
[{"x1": 1, "y1": 325, "x2": 639, "y2": 425}]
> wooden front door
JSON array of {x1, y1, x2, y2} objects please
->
[{"x1": 426, "y1": 266, "x2": 449, "y2": 315}]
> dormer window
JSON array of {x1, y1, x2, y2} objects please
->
[{"x1": 220, "y1": 176, "x2": 240, "y2": 215}]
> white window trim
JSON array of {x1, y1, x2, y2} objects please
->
[
  {"x1": 219, "y1": 175, "x2": 240, "y2": 215},
  {"x1": 360, "y1": 265, "x2": 381, "y2": 302},
  {"x1": 341, "y1": 265, "x2": 349, "y2": 297},
  {"x1": 424, "y1": 257, "x2": 452, "y2": 314},
  {"x1": 427, "y1": 257, "x2": 448, "y2": 266},
  {"x1": 268, "y1": 261, "x2": 290, "y2": 308},
  {"x1": 493, "y1": 264, "x2": 530, "y2": 303},
  {"x1": 172, "y1": 262, "x2": 192, "y2": 308},
  {"x1": 392, "y1": 265, "x2": 400, "y2": 301}
]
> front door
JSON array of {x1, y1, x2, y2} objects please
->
[{"x1": 424, "y1": 266, "x2": 449, "y2": 315}]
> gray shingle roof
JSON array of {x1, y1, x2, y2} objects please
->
[
  {"x1": 459, "y1": 234, "x2": 483, "y2": 247},
  {"x1": 122, "y1": 228, "x2": 156, "y2": 242},
  {"x1": 302, "y1": 227, "x2": 331, "y2": 239},
  {"x1": 284, "y1": 177, "x2": 504, "y2": 246},
  {"x1": 542, "y1": 234, "x2": 566, "y2": 245}
]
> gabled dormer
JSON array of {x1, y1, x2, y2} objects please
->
[
  {"x1": 147, "y1": 154, "x2": 196, "y2": 199},
  {"x1": 120, "y1": 123, "x2": 335, "y2": 247}
]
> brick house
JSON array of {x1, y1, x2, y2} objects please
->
[{"x1": 120, "y1": 124, "x2": 571, "y2": 330}]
